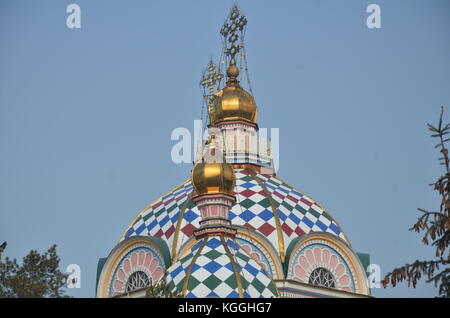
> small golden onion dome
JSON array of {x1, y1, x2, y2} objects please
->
[
  {"x1": 192, "y1": 161, "x2": 235, "y2": 195},
  {"x1": 209, "y1": 65, "x2": 258, "y2": 125}
]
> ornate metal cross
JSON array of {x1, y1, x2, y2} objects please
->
[
  {"x1": 200, "y1": 60, "x2": 223, "y2": 105},
  {"x1": 220, "y1": 5, "x2": 247, "y2": 65}
]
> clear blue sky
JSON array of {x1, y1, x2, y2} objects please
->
[{"x1": 1, "y1": 0, "x2": 449, "y2": 297}]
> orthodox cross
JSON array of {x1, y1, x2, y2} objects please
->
[
  {"x1": 200, "y1": 60, "x2": 223, "y2": 113},
  {"x1": 220, "y1": 5, "x2": 247, "y2": 66}
]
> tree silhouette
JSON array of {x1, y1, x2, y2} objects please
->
[
  {"x1": 382, "y1": 106, "x2": 450, "y2": 297},
  {"x1": 0, "y1": 244, "x2": 70, "y2": 298}
]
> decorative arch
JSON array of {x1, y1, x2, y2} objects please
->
[
  {"x1": 235, "y1": 226, "x2": 284, "y2": 280},
  {"x1": 96, "y1": 236, "x2": 171, "y2": 298},
  {"x1": 173, "y1": 226, "x2": 284, "y2": 281},
  {"x1": 286, "y1": 233, "x2": 369, "y2": 295}
]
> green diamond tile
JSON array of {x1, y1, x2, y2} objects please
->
[
  {"x1": 251, "y1": 277, "x2": 266, "y2": 293},
  {"x1": 258, "y1": 198, "x2": 271, "y2": 208},
  {"x1": 240, "y1": 198, "x2": 256, "y2": 209},
  {"x1": 281, "y1": 201, "x2": 295, "y2": 211},
  {"x1": 166, "y1": 204, "x2": 177, "y2": 213},
  {"x1": 154, "y1": 208, "x2": 165, "y2": 218},
  {"x1": 295, "y1": 204, "x2": 307, "y2": 215},
  {"x1": 187, "y1": 275, "x2": 201, "y2": 290},
  {"x1": 202, "y1": 275, "x2": 223, "y2": 290},
  {"x1": 142, "y1": 213, "x2": 153, "y2": 222},
  {"x1": 235, "y1": 252, "x2": 250, "y2": 262},
  {"x1": 180, "y1": 253, "x2": 195, "y2": 264},
  {"x1": 204, "y1": 249, "x2": 223, "y2": 260},
  {"x1": 240, "y1": 175, "x2": 254, "y2": 182},
  {"x1": 224, "y1": 275, "x2": 238, "y2": 290},
  {"x1": 308, "y1": 208, "x2": 320, "y2": 219}
]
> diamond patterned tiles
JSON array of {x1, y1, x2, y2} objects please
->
[
  {"x1": 227, "y1": 239, "x2": 279, "y2": 298},
  {"x1": 165, "y1": 236, "x2": 278, "y2": 298},
  {"x1": 123, "y1": 181, "x2": 194, "y2": 250},
  {"x1": 256, "y1": 173, "x2": 348, "y2": 247},
  {"x1": 122, "y1": 168, "x2": 347, "y2": 270},
  {"x1": 229, "y1": 170, "x2": 279, "y2": 251}
]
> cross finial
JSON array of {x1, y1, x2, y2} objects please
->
[
  {"x1": 200, "y1": 59, "x2": 223, "y2": 105},
  {"x1": 220, "y1": 5, "x2": 247, "y2": 66}
]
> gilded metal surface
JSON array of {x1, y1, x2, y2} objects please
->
[
  {"x1": 200, "y1": 60, "x2": 223, "y2": 115},
  {"x1": 220, "y1": 236, "x2": 244, "y2": 298},
  {"x1": 211, "y1": 83, "x2": 258, "y2": 125},
  {"x1": 208, "y1": 6, "x2": 258, "y2": 126},
  {"x1": 171, "y1": 192, "x2": 193, "y2": 260},
  {"x1": 192, "y1": 162, "x2": 235, "y2": 195},
  {"x1": 182, "y1": 238, "x2": 207, "y2": 296},
  {"x1": 248, "y1": 169, "x2": 286, "y2": 264}
]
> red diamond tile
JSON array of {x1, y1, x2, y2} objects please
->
[
  {"x1": 155, "y1": 229, "x2": 164, "y2": 237},
  {"x1": 282, "y1": 223, "x2": 294, "y2": 236},
  {"x1": 286, "y1": 194, "x2": 300, "y2": 204},
  {"x1": 294, "y1": 227, "x2": 306, "y2": 236},
  {"x1": 240, "y1": 189, "x2": 257, "y2": 198},
  {"x1": 163, "y1": 196, "x2": 175, "y2": 205},
  {"x1": 243, "y1": 222, "x2": 256, "y2": 231},
  {"x1": 181, "y1": 223, "x2": 196, "y2": 236},
  {"x1": 152, "y1": 200, "x2": 163, "y2": 210},
  {"x1": 175, "y1": 192, "x2": 188, "y2": 201},
  {"x1": 300, "y1": 197, "x2": 312, "y2": 206},
  {"x1": 164, "y1": 225, "x2": 175, "y2": 238},
  {"x1": 273, "y1": 191, "x2": 286, "y2": 200},
  {"x1": 258, "y1": 223, "x2": 276, "y2": 236}
]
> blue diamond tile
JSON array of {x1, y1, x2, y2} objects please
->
[
  {"x1": 244, "y1": 263, "x2": 259, "y2": 276},
  {"x1": 184, "y1": 209, "x2": 198, "y2": 223},
  {"x1": 240, "y1": 209, "x2": 256, "y2": 222},
  {"x1": 136, "y1": 223, "x2": 146, "y2": 233},
  {"x1": 302, "y1": 216, "x2": 314, "y2": 228},
  {"x1": 277, "y1": 209, "x2": 287, "y2": 221},
  {"x1": 169, "y1": 265, "x2": 183, "y2": 278},
  {"x1": 259, "y1": 209, "x2": 273, "y2": 221},
  {"x1": 205, "y1": 238, "x2": 222, "y2": 249},
  {"x1": 159, "y1": 215, "x2": 170, "y2": 227},
  {"x1": 288, "y1": 213, "x2": 301, "y2": 224},
  {"x1": 227, "y1": 239, "x2": 239, "y2": 251},
  {"x1": 124, "y1": 228, "x2": 134, "y2": 238},
  {"x1": 207, "y1": 291, "x2": 220, "y2": 298},
  {"x1": 240, "y1": 182, "x2": 255, "y2": 189},
  {"x1": 329, "y1": 223, "x2": 340, "y2": 234},
  {"x1": 227, "y1": 290, "x2": 239, "y2": 298},
  {"x1": 147, "y1": 219, "x2": 158, "y2": 229},
  {"x1": 316, "y1": 220, "x2": 327, "y2": 231},
  {"x1": 203, "y1": 261, "x2": 222, "y2": 274}
]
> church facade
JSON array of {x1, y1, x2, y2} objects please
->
[{"x1": 95, "y1": 6, "x2": 371, "y2": 298}]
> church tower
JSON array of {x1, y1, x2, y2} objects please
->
[{"x1": 95, "y1": 5, "x2": 371, "y2": 298}]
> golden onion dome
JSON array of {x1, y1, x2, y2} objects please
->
[
  {"x1": 209, "y1": 65, "x2": 258, "y2": 125},
  {"x1": 191, "y1": 161, "x2": 235, "y2": 195}
]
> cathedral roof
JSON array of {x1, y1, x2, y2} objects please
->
[
  {"x1": 97, "y1": 5, "x2": 371, "y2": 299},
  {"x1": 122, "y1": 168, "x2": 349, "y2": 266},
  {"x1": 165, "y1": 235, "x2": 278, "y2": 298}
]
